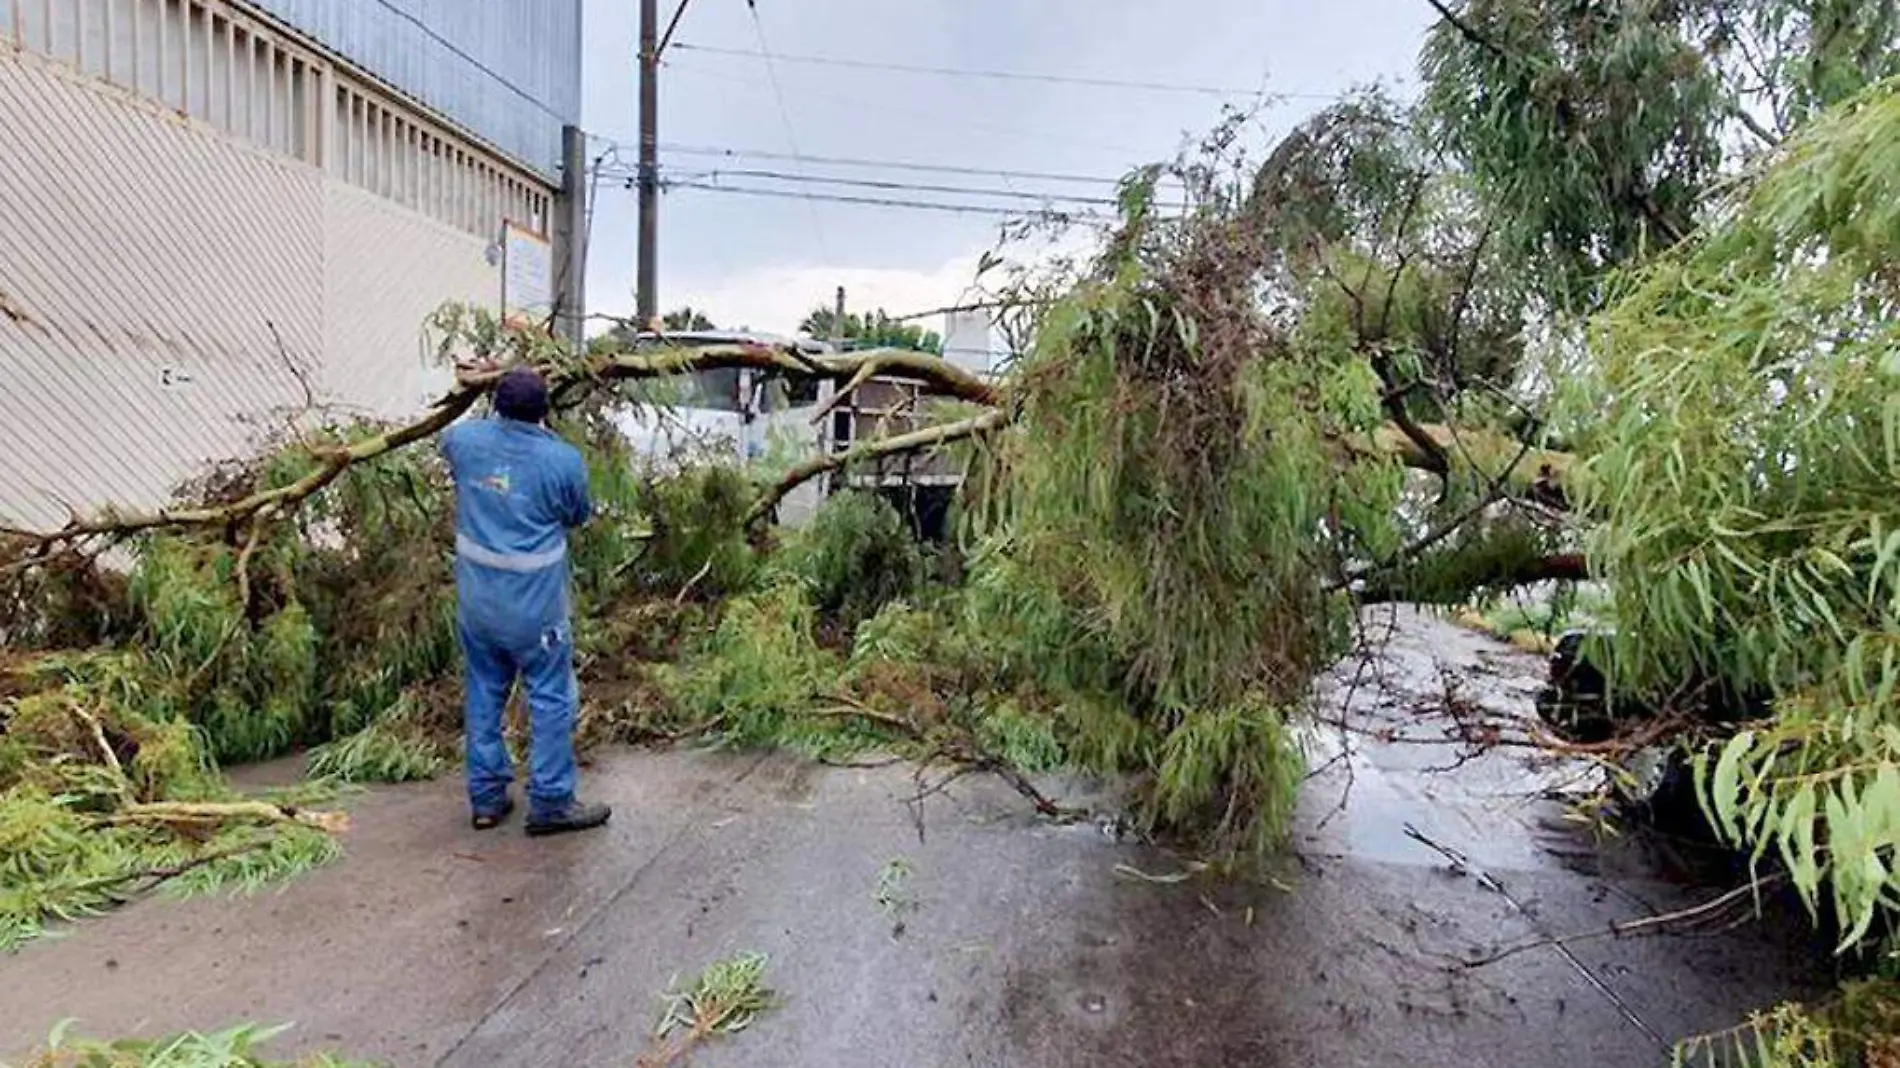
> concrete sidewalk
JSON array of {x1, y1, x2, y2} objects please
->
[{"x1": 0, "y1": 611, "x2": 1833, "y2": 1067}]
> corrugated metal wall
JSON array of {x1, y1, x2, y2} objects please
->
[
  {"x1": 323, "y1": 179, "x2": 494, "y2": 420},
  {"x1": 0, "y1": 0, "x2": 557, "y2": 238},
  {"x1": 241, "y1": 0, "x2": 580, "y2": 179},
  {"x1": 0, "y1": 44, "x2": 497, "y2": 531}
]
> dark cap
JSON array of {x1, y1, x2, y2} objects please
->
[{"x1": 494, "y1": 368, "x2": 549, "y2": 423}]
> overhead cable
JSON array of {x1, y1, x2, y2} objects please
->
[
  {"x1": 596, "y1": 165, "x2": 1121, "y2": 206},
  {"x1": 656, "y1": 181, "x2": 1101, "y2": 219},
  {"x1": 363, "y1": 0, "x2": 564, "y2": 119},
  {"x1": 742, "y1": 5, "x2": 832, "y2": 259},
  {"x1": 653, "y1": 142, "x2": 1152, "y2": 187},
  {"x1": 668, "y1": 41, "x2": 1315, "y2": 99}
]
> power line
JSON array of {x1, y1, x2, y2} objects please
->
[
  {"x1": 654, "y1": 142, "x2": 1147, "y2": 187},
  {"x1": 742, "y1": 4, "x2": 833, "y2": 260},
  {"x1": 656, "y1": 0, "x2": 697, "y2": 57},
  {"x1": 601, "y1": 165, "x2": 1121, "y2": 207},
  {"x1": 701, "y1": 169, "x2": 1118, "y2": 206},
  {"x1": 658, "y1": 181, "x2": 1100, "y2": 219},
  {"x1": 363, "y1": 0, "x2": 566, "y2": 121},
  {"x1": 662, "y1": 62, "x2": 1159, "y2": 155},
  {"x1": 668, "y1": 42, "x2": 1324, "y2": 99}
]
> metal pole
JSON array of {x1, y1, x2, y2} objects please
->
[
  {"x1": 823, "y1": 285, "x2": 847, "y2": 498},
  {"x1": 637, "y1": 0, "x2": 659, "y2": 326}
]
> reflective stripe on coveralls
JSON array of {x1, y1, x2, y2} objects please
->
[{"x1": 454, "y1": 533, "x2": 567, "y2": 573}]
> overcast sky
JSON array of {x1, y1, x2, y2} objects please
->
[{"x1": 580, "y1": 0, "x2": 1434, "y2": 337}]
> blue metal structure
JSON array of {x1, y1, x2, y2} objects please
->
[{"x1": 246, "y1": 0, "x2": 580, "y2": 180}]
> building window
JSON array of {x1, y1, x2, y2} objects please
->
[{"x1": 782, "y1": 376, "x2": 821, "y2": 408}]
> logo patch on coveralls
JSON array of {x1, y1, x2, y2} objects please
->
[{"x1": 476, "y1": 468, "x2": 513, "y2": 495}]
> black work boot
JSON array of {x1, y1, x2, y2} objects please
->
[
  {"x1": 525, "y1": 801, "x2": 612, "y2": 837},
  {"x1": 471, "y1": 796, "x2": 515, "y2": 831}
]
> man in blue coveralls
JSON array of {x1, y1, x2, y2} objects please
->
[{"x1": 441, "y1": 368, "x2": 611, "y2": 836}]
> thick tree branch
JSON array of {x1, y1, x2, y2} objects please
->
[
  {"x1": 804, "y1": 360, "x2": 881, "y2": 427},
  {"x1": 1356, "y1": 552, "x2": 1588, "y2": 605},
  {"x1": 1385, "y1": 399, "x2": 1453, "y2": 477},
  {"x1": 1355, "y1": 423, "x2": 1573, "y2": 496},
  {"x1": 573, "y1": 342, "x2": 1003, "y2": 408},
  {"x1": 745, "y1": 411, "x2": 1009, "y2": 527},
  {"x1": 3, "y1": 389, "x2": 482, "y2": 570},
  {"x1": 103, "y1": 800, "x2": 350, "y2": 834},
  {"x1": 4, "y1": 324, "x2": 1578, "y2": 581},
  {"x1": 3, "y1": 343, "x2": 1001, "y2": 563}
]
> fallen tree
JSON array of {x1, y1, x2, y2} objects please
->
[
  {"x1": 0, "y1": 650, "x2": 348, "y2": 950},
  {"x1": 0, "y1": 80, "x2": 1594, "y2": 898},
  {"x1": 5, "y1": 3, "x2": 1899, "y2": 1063},
  {"x1": 0, "y1": 328, "x2": 1574, "y2": 577},
  {"x1": 0, "y1": 337, "x2": 996, "y2": 566},
  {"x1": 4, "y1": 34, "x2": 1890, "y2": 996}
]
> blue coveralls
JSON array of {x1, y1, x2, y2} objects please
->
[{"x1": 440, "y1": 415, "x2": 593, "y2": 821}]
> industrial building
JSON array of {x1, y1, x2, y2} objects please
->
[{"x1": 0, "y1": 0, "x2": 585, "y2": 532}]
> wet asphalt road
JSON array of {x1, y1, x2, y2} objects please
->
[{"x1": 0, "y1": 608, "x2": 1834, "y2": 1066}]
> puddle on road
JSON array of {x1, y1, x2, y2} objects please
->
[{"x1": 1300, "y1": 606, "x2": 1748, "y2": 891}]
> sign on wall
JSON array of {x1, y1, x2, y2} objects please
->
[{"x1": 500, "y1": 220, "x2": 554, "y2": 329}]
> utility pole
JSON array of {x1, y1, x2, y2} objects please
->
[
  {"x1": 553, "y1": 125, "x2": 588, "y2": 349},
  {"x1": 636, "y1": 0, "x2": 659, "y2": 327},
  {"x1": 821, "y1": 285, "x2": 847, "y2": 499}
]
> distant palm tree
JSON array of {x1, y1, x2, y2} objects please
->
[
  {"x1": 662, "y1": 306, "x2": 716, "y2": 332},
  {"x1": 799, "y1": 305, "x2": 942, "y2": 354}
]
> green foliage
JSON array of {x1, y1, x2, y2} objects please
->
[
  {"x1": 109, "y1": 416, "x2": 466, "y2": 764},
  {"x1": 1575, "y1": 77, "x2": 1900, "y2": 947},
  {"x1": 617, "y1": 463, "x2": 759, "y2": 602},
  {"x1": 1376, "y1": 511, "x2": 1570, "y2": 606},
  {"x1": 154, "y1": 824, "x2": 343, "y2": 901},
  {"x1": 1150, "y1": 697, "x2": 1307, "y2": 857},
  {"x1": 1675, "y1": 980, "x2": 1900, "y2": 1067},
  {"x1": 780, "y1": 491, "x2": 926, "y2": 634},
  {"x1": 979, "y1": 281, "x2": 1375, "y2": 712},
  {"x1": 0, "y1": 654, "x2": 342, "y2": 951},
  {"x1": 1262, "y1": 90, "x2": 1531, "y2": 401},
  {"x1": 974, "y1": 699, "x2": 1066, "y2": 774},
  {"x1": 650, "y1": 951, "x2": 777, "y2": 1048},
  {"x1": 294, "y1": 430, "x2": 459, "y2": 740},
  {"x1": 0, "y1": 786, "x2": 145, "y2": 950},
  {"x1": 306, "y1": 695, "x2": 450, "y2": 785},
  {"x1": 1709, "y1": 1, "x2": 1900, "y2": 133},
  {"x1": 953, "y1": 158, "x2": 1411, "y2": 857},
  {"x1": 658, "y1": 582, "x2": 841, "y2": 750},
  {"x1": 11, "y1": 1021, "x2": 379, "y2": 1068},
  {"x1": 1420, "y1": 0, "x2": 1900, "y2": 312},
  {"x1": 564, "y1": 437, "x2": 651, "y2": 610},
  {"x1": 846, "y1": 599, "x2": 954, "y2": 668},
  {"x1": 1420, "y1": 0, "x2": 1731, "y2": 307}
]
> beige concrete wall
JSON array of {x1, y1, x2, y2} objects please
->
[{"x1": 0, "y1": 45, "x2": 497, "y2": 531}]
